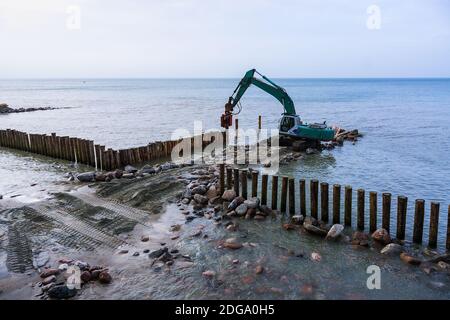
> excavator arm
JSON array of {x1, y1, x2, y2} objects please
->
[{"x1": 221, "y1": 69, "x2": 296, "y2": 128}]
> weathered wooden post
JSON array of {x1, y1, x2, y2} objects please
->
[
  {"x1": 300, "y1": 179, "x2": 306, "y2": 216},
  {"x1": 382, "y1": 193, "x2": 391, "y2": 233},
  {"x1": 310, "y1": 179, "x2": 319, "y2": 219},
  {"x1": 320, "y1": 182, "x2": 329, "y2": 222},
  {"x1": 333, "y1": 184, "x2": 341, "y2": 224},
  {"x1": 447, "y1": 205, "x2": 450, "y2": 251},
  {"x1": 413, "y1": 199, "x2": 425, "y2": 244},
  {"x1": 261, "y1": 174, "x2": 268, "y2": 205},
  {"x1": 369, "y1": 191, "x2": 377, "y2": 232},
  {"x1": 396, "y1": 196, "x2": 408, "y2": 240},
  {"x1": 219, "y1": 163, "x2": 225, "y2": 197},
  {"x1": 280, "y1": 176, "x2": 288, "y2": 213},
  {"x1": 428, "y1": 202, "x2": 439, "y2": 248},
  {"x1": 357, "y1": 189, "x2": 365, "y2": 230},
  {"x1": 271, "y1": 175, "x2": 278, "y2": 210},
  {"x1": 344, "y1": 186, "x2": 352, "y2": 227},
  {"x1": 258, "y1": 115, "x2": 262, "y2": 130},
  {"x1": 240, "y1": 170, "x2": 247, "y2": 199},
  {"x1": 233, "y1": 168, "x2": 240, "y2": 196},
  {"x1": 226, "y1": 167, "x2": 233, "y2": 190},
  {"x1": 252, "y1": 171, "x2": 259, "y2": 198},
  {"x1": 289, "y1": 178, "x2": 295, "y2": 215}
]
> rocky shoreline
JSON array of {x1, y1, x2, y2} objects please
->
[{"x1": 0, "y1": 103, "x2": 58, "y2": 114}]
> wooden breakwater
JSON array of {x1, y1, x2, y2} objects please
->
[
  {"x1": 218, "y1": 164, "x2": 450, "y2": 251},
  {"x1": 0, "y1": 128, "x2": 226, "y2": 171}
]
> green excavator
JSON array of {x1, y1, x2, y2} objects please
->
[{"x1": 221, "y1": 69, "x2": 335, "y2": 141}]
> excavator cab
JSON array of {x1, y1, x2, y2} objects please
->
[{"x1": 279, "y1": 115, "x2": 301, "y2": 135}]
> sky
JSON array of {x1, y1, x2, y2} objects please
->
[{"x1": 0, "y1": 0, "x2": 449, "y2": 78}]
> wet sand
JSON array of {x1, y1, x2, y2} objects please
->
[{"x1": 0, "y1": 162, "x2": 449, "y2": 300}]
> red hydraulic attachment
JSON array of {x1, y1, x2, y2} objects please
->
[{"x1": 220, "y1": 98, "x2": 234, "y2": 129}]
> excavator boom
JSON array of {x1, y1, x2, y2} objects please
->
[{"x1": 228, "y1": 69, "x2": 296, "y2": 115}]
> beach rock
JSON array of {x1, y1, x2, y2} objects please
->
[
  {"x1": 306, "y1": 148, "x2": 318, "y2": 155},
  {"x1": 259, "y1": 205, "x2": 272, "y2": 216},
  {"x1": 400, "y1": 252, "x2": 422, "y2": 266},
  {"x1": 141, "y1": 165, "x2": 156, "y2": 174},
  {"x1": 94, "y1": 173, "x2": 107, "y2": 182},
  {"x1": 58, "y1": 263, "x2": 68, "y2": 271},
  {"x1": 311, "y1": 252, "x2": 322, "y2": 262},
  {"x1": 41, "y1": 275, "x2": 56, "y2": 285},
  {"x1": 80, "y1": 271, "x2": 91, "y2": 283},
  {"x1": 141, "y1": 235, "x2": 149, "y2": 242},
  {"x1": 192, "y1": 185, "x2": 207, "y2": 195},
  {"x1": 283, "y1": 223, "x2": 296, "y2": 231},
  {"x1": 193, "y1": 194, "x2": 208, "y2": 205},
  {"x1": 202, "y1": 270, "x2": 216, "y2": 278},
  {"x1": 255, "y1": 265, "x2": 264, "y2": 274},
  {"x1": 206, "y1": 186, "x2": 218, "y2": 199},
  {"x1": 244, "y1": 197, "x2": 260, "y2": 209},
  {"x1": 235, "y1": 203, "x2": 248, "y2": 216},
  {"x1": 254, "y1": 214, "x2": 266, "y2": 221},
  {"x1": 91, "y1": 270, "x2": 102, "y2": 280},
  {"x1": 371, "y1": 228, "x2": 391, "y2": 245},
  {"x1": 114, "y1": 169, "x2": 123, "y2": 179},
  {"x1": 149, "y1": 247, "x2": 168, "y2": 258},
  {"x1": 245, "y1": 208, "x2": 256, "y2": 220},
  {"x1": 48, "y1": 285, "x2": 77, "y2": 299},
  {"x1": 428, "y1": 254, "x2": 450, "y2": 264},
  {"x1": 291, "y1": 215, "x2": 304, "y2": 225},
  {"x1": 351, "y1": 231, "x2": 369, "y2": 246},
  {"x1": 98, "y1": 271, "x2": 112, "y2": 284},
  {"x1": 437, "y1": 261, "x2": 450, "y2": 270},
  {"x1": 40, "y1": 268, "x2": 59, "y2": 278},
  {"x1": 326, "y1": 224, "x2": 344, "y2": 240},
  {"x1": 124, "y1": 165, "x2": 138, "y2": 173},
  {"x1": 381, "y1": 243, "x2": 403, "y2": 255},
  {"x1": 222, "y1": 190, "x2": 236, "y2": 201},
  {"x1": 76, "y1": 172, "x2": 95, "y2": 182},
  {"x1": 224, "y1": 238, "x2": 243, "y2": 250},
  {"x1": 182, "y1": 188, "x2": 192, "y2": 200},
  {"x1": 228, "y1": 196, "x2": 245, "y2": 211},
  {"x1": 303, "y1": 217, "x2": 327, "y2": 236},
  {"x1": 41, "y1": 283, "x2": 55, "y2": 292}
]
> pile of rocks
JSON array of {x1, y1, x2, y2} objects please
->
[
  {"x1": 36, "y1": 259, "x2": 112, "y2": 299},
  {"x1": 71, "y1": 161, "x2": 192, "y2": 183},
  {"x1": 0, "y1": 103, "x2": 57, "y2": 114}
]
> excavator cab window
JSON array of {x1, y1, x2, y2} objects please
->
[{"x1": 280, "y1": 116, "x2": 295, "y2": 132}]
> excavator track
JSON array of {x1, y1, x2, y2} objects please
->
[
  {"x1": 6, "y1": 223, "x2": 34, "y2": 273},
  {"x1": 27, "y1": 204, "x2": 126, "y2": 249},
  {"x1": 64, "y1": 192, "x2": 151, "y2": 225}
]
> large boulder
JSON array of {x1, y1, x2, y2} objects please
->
[
  {"x1": 124, "y1": 165, "x2": 138, "y2": 174},
  {"x1": 0, "y1": 103, "x2": 13, "y2": 113},
  {"x1": 228, "y1": 196, "x2": 245, "y2": 211},
  {"x1": 47, "y1": 285, "x2": 77, "y2": 299},
  {"x1": 235, "y1": 203, "x2": 248, "y2": 216},
  {"x1": 222, "y1": 190, "x2": 236, "y2": 202},
  {"x1": 326, "y1": 224, "x2": 344, "y2": 240},
  {"x1": 371, "y1": 228, "x2": 391, "y2": 245},
  {"x1": 303, "y1": 217, "x2": 327, "y2": 236},
  {"x1": 76, "y1": 172, "x2": 95, "y2": 182},
  {"x1": 223, "y1": 238, "x2": 243, "y2": 250},
  {"x1": 193, "y1": 194, "x2": 208, "y2": 205},
  {"x1": 206, "y1": 185, "x2": 218, "y2": 199},
  {"x1": 192, "y1": 185, "x2": 207, "y2": 195},
  {"x1": 244, "y1": 197, "x2": 260, "y2": 209},
  {"x1": 381, "y1": 243, "x2": 403, "y2": 255}
]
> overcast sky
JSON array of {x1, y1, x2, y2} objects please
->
[{"x1": 1, "y1": 0, "x2": 449, "y2": 78}]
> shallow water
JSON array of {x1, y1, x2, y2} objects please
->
[
  {"x1": 79, "y1": 203, "x2": 450, "y2": 300},
  {"x1": 0, "y1": 78, "x2": 449, "y2": 248}
]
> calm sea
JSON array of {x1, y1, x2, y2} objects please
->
[{"x1": 1, "y1": 78, "x2": 449, "y2": 246}]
